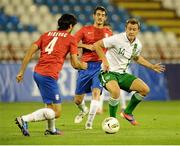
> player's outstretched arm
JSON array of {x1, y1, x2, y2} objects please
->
[
  {"x1": 93, "y1": 40, "x2": 109, "y2": 72},
  {"x1": 78, "y1": 43, "x2": 93, "y2": 50},
  {"x1": 134, "y1": 55, "x2": 165, "y2": 73},
  {"x1": 16, "y1": 44, "x2": 39, "y2": 83},
  {"x1": 70, "y1": 54, "x2": 87, "y2": 70}
]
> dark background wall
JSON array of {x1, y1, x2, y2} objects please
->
[{"x1": 164, "y1": 64, "x2": 180, "y2": 100}]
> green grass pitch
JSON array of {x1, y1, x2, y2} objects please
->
[{"x1": 0, "y1": 101, "x2": 180, "y2": 145}]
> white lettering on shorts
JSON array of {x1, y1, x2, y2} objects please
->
[{"x1": 55, "y1": 94, "x2": 60, "y2": 100}]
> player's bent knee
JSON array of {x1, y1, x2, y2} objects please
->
[
  {"x1": 45, "y1": 108, "x2": 55, "y2": 120},
  {"x1": 55, "y1": 111, "x2": 61, "y2": 118},
  {"x1": 141, "y1": 86, "x2": 150, "y2": 96},
  {"x1": 74, "y1": 98, "x2": 82, "y2": 105},
  {"x1": 110, "y1": 90, "x2": 120, "y2": 99},
  {"x1": 74, "y1": 96, "x2": 83, "y2": 105}
]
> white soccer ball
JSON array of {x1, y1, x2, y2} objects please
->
[{"x1": 102, "y1": 117, "x2": 120, "y2": 134}]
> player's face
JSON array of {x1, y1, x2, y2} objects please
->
[
  {"x1": 125, "y1": 23, "x2": 140, "y2": 42},
  {"x1": 93, "y1": 10, "x2": 107, "y2": 26}
]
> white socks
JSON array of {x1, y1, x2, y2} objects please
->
[
  {"x1": 98, "y1": 94, "x2": 104, "y2": 112},
  {"x1": 22, "y1": 108, "x2": 56, "y2": 132},
  {"x1": 86, "y1": 100, "x2": 99, "y2": 124},
  {"x1": 120, "y1": 90, "x2": 127, "y2": 109},
  {"x1": 47, "y1": 119, "x2": 56, "y2": 132},
  {"x1": 22, "y1": 108, "x2": 55, "y2": 122}
]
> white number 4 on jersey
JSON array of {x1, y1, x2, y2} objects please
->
[{"x1": 45, "y1": 37, "x2": 58, "y2": 54}]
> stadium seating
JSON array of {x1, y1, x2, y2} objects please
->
[
  {"x1": 0, "y1": 0, "x2": 179, "y2": 62},
  {"x1": 112, "y1": 0, "x2": 180, "y2": 62}
]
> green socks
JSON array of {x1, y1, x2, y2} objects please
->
[
  {"x1": 109, "y1": 97, "x2": 120, "y2": 118},
  {"x1": 125, "y1": 93, "x2": 144, "y2": 114},
  {"x1": 108, "y1": 93, "x2": 144, "y2": 117}
]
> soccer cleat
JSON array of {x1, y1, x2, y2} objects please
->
[
  {"x1": 74, "y1": 107, "x2": 89, "y2": 124},
  {"x1": 120, "y1": 111, "x2": 138, "y2": 126},
  {"x1": 15, "y1": 117, "x2": 30, "y2": 136},
  {"x1": 85, "y1": 122, "x2": 92, "y2": 130},
  {"x1": 44, "y1": 128, "x2": 63, "y2": 135}
]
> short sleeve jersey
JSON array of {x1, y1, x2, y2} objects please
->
[
  {"x1": 103, "y1": 32, "x2": 142, "y2": 74},
  {"x1": 74, "y1": 25, "x2": 112, "y2": 62},
  {"x1": 34, "y1": 30, "x2": 78, "y2": 80}
]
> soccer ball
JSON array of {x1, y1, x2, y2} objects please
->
[{"x1": 102, "y1": 117, "x2": 120, "y2": 134}]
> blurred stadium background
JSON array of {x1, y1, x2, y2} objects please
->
[{"x1": 0, "y1": 0, "x2": 180, "y2": 102}]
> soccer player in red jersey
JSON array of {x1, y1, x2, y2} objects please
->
[
  {"x1": 15, "y1": 14, "x2": 87, "y2": 136},
  {"x1": 73, "y1": 6, "x2": 113, "y2": 129}
]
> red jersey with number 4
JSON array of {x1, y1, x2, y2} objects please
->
[
  {"x1": 34, "y1": 30, "x2": 78, "y2": 80},
  {"x1": 75, "y1": 25, "x2": 113, "y2": 62}
]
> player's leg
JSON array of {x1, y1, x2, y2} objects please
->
[
  {"x1": 120, "y1": 90, "x2": 127, "y2": 111},
  {"x1": 85, "y1": 88, "x2": 101, "y2": 129},
  {"x1": 74, "y1": 94, "x2": 89, "y2": 123},
  {"x1": 122, "y1": 78, "x2": 150, "y2": 125},
  {"x1": 37, "y1": 72, "x2": 63, "y2": 134},
  {"x1": 15, "y1": 107, "x2": 56, "y2": 136},
  {"x1": 120, "y1": 67, "x2": 132, "y2": 112},
  {"x1": 96, "y1": 92, "x2": 104, "y2": 114},
  {"x1": 74, "y1": 69, "x2": 90, "y2": 123},
  {"x1": 74, "y1": 94, "x2": 86, "y2": 113},
  {"x1": 44, "y1": 103, "x2": 63, "y2": 135},
  {"x1": 105, "y1": 80, "x2": 121, "y2": 118},
  {"x1": 85, "y1": 67, "x2": 103, "y2": 129},
  {"x1": 15, "y1": 73, "x2": 58, "y2": 136},
  {"x1": 99, "y1": 71, "x2": 121, "y2": 118},
  {"x1": 15, "y1": 72, "x2": 63, "y2": 136},
  {"x1": 125, "y1": 78, "x2": 150, "y2": 114},
  {"x1": 20, "y1": 107, "x2": 55, "y2": 122}
]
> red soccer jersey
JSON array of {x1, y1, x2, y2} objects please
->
[
  {"x1": 34, "y1": 30, "x2": 78, "y2": 80},
  {"x1": 74, "y1": 25, "x2": 113, "y2": 62}
]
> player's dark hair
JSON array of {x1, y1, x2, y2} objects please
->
[
  {"x1": 125, "y1": 18, "x2": 141, "y2": 29},
  {"x1": 58, "y1": 14, "x2": 77, "y2": 30},
  {"x1": 93, "y1": 6, "x2": 107, "y2": 16}
]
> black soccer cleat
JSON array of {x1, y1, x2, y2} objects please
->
[
  {"x1": 44, "y1": 128, "x2": 63, "y2": 135},
  {"x1": 15, "y1": 117, "x2": 30, "y2": 136}
]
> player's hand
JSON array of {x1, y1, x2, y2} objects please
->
[
  {"x1": 16, "y1": 71, "x2": 24, "y2": 83},
  {"x1": 81, "y1": 62, "x2": 88, "y2": 70},
  {"x1": 152, "y1": 63, "x2": 165, "y2": 73}
]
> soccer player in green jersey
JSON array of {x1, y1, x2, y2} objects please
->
[{"x1": 91, "y1": 18, "x2": 165, "y2": 125}]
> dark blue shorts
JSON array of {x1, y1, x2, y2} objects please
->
[
  {"x1": 75, "y1": 62, "x2": 103, "y2": 95},
  {"x1": 33, "y1": 72, "x2": 61, "y2": 104}
]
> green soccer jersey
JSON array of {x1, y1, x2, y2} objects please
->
[{"x1": 102, "y1": 32, "x2": 142, "y2": 73}]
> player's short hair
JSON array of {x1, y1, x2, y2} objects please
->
[
  {"x1": 58, "y1": 14, "x2": 77, "y2": 30},
  {"x1": 125, "y1": 18, "x2": 141, "y2": 29},
  {"x1": 93, "y1": 6, "x2": 107, "y2": 16}
]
